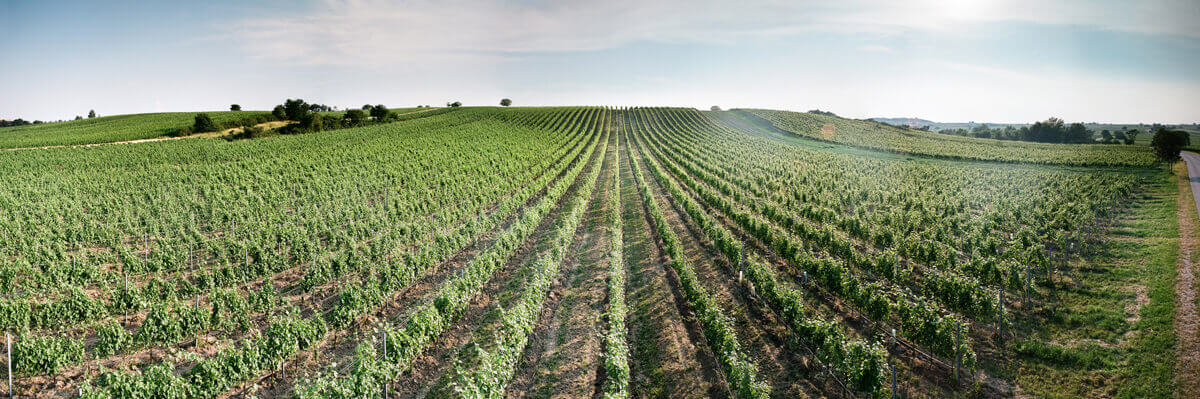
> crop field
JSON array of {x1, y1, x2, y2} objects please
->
[
  {"x1": 0, "y1": 107, "x2": 1180, "y2": 398},
  {"x1": 0, "y1": 112, "x2": 274, "y2": 149}
]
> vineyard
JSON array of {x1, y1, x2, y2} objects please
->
[
  {"x1": 0, "y1": 106, "x2": 1179, "y2": 398},
  {"x1": 0, "y1": 112, "x2": 274, "y2": 149}
]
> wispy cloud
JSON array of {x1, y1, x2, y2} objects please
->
[{"x1": 227, "y1": 0, "x2": 1200, "y2": 67}]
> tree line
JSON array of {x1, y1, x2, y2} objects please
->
[
  {"x1": 1, "y1": 109, "x2": 99, "y2": 128},
  {"x1": 925, "y1": 117, "x2": 1121, "y2": 144}
]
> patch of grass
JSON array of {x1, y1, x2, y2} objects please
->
[{"x1": 1013, "y1": 170, "x2": 1178, "y2": 398}]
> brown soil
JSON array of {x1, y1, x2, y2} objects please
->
[
  {"x1": 619, "y1": 127, "x2": 726, "y2": 399},
  {"x1": 632, "y1": 137, "x2": 819, "y2": 398},
  {"x1": 505, "y1": 130, "x2": 615, "y2": 398},
  {"x1": 632, "y1": 129, "x2": 970, "y2": 397},
  {"x1": 239, "y1": 130, "x2": 601, "y2": 398},
  {"x1": 385, "y1": 130, "x2": 608, "y2": 399}
]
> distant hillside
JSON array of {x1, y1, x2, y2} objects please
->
[
  {"x1": 869, "y1": 117, "x2": 936, "y2": 128},
  {"x1": 745, "y1": 109, "x2": 1157, "y2": 167}
]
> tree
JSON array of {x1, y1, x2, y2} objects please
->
[
  {"x1": 362, "y1": 104, "x2": 372, "y2": 111},
  {"x1": 1100, "y1": 130, "x2": 1113, "y2": 143},
  {"x1": 448, "y1": 101, "x2": 462, "y2": 107},
  {"x1": 192, "y1": 113, "x2": 220, "y2": 133},
  {"x1": 500, "y1": 98, "x2": 512, "y2": 107},
  {"x1": 344, "y1": 109, "x2": 366, "y2": 125},
  {"x1": 74, "y1": 116, "x2": 83, "y2": 121},
  {"x1": 283, "y1": 98, "x2": 309, "y2": 121},
  {"x1": 272, "y1": 105, "x2": 286, "y2": 120},
  {"x1": 1126, "y1": 129, "x2": 1140, "y2": 145},
  {"x1": 88, "y1": 110, "x2": 96, "y2": 118},
  {"x1": 1151, "y1": 129, "x2": 1189, "y2": 162},
  {"x1": 711, "y1": 105, "x2": 721, "y2": 111},
  {"x1": 299, "y1": 113, "x2": 324, "y2": 131},
  {"x1": 230, "y1": 104, "x2": 241, "y2": 111},
  {"x1": 369, "y1": 104, "x2": 389, "y2": 120},
  {"x1": 1064, "y1": 123, "x2": 1090, "y2": 144}
]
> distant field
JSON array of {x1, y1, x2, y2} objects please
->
[
  {"x1": 743, "y1": 109, "x2": 1158, "y2": 167},
  {"x1": 0, "y1": 111, "x2": 271, "y2": 149}
]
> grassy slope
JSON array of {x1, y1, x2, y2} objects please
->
[
  {"x1": 740, "y1": 109, "x2": 1158, "y2": 167},
  {"x1": 1009, "y1": 169, "x2": 1177, "y2": 398},
  {"x1": 0, "y1": 111, "x2": 270, "y2": 149}
]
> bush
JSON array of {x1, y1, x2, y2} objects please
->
[
  {"x1": 272, "y1": 105, "x2": 286, "y2": 120},
  {"x1": 368, "y1": 104, "x2": 388, "y2": 120},
  {"x1": 284, "y1": 98, "x2": 309, "y2": 121},
  {"x1": 500, "y1": 98, "x2": 512, "y2": 107},
  {"x1": 230, "y1": 104, "x2": 241, "y2": 111},
  {"x1": 192, "y1": 113, "x2": 220, "y2": 133},
  {"x1": 1151, "y1": 129, "x2": 1189, "y2": 162},
  {"x1": 175, "y1": 126, "x2": 193, "y2": 137},
  {"x1": 344, "y1": 109, "x2": 367, "y2": 126}
]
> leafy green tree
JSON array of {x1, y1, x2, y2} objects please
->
[
  {"x1": 192, "y1": 113, "x2": 220, "y2": 133},
  {"x1": 362, "y1": 104, "x2": 372, "y2": 110},
  {"x1": 710, "y1": 105, "x2": 721, "y2": 111},
  {"x1": 448, "y1": 101, "x2": 462, "y2": 107},
  {"x1": 299, "y1": 112, "x2": 323, "y2": 131},
  {"x1": 230, "y1": 104, "x2": 241, "y2": 111},
  {"x1": 369, "y1": 104, "x2": 389, "y2": 120},
  {"x1": 1151, "y1": 129, "x2": 1189, "y2": 162},
  {"x1": 500, "y1": 98, "x2": 512, "y2": 107},
  {"x1": 284, "y1": 98, "x2": 309, "y2": 121},
  {"x1": 1126, "y1": 129, "x2": 1140, "y2": 145},
  {"x1": 74, "y1": 116, "x2": 82, "y2": 121},
  {"x1": 344, "y1": 109, "x2": 366, "y2": 125},
  {"x1": 1065, "y1": 123, "x2": 1090, "y2": 143},
  {"x1": 272, "y1": 105, "x2": 286, "y2": 120},
  {"x1": 88, "y1": 110, "x2": 96, "y2": 118}
]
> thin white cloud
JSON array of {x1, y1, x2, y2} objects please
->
[{"x1": 228, "y1": 0, "x2": 1200, "y2": 67}]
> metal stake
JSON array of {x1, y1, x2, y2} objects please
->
[{"x1": 7, "y1": 332, "x2": 12, "y2": 399}]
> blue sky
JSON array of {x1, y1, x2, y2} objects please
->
[{"x1": 2, "y1": 0, "x2": 1198, "y2": 123}]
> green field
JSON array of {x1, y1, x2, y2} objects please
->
[
  {"x1": 0, "y1": 111, "x2": 274, "y2": 149},
  {"x1": 744, "y1": 109, "x2": 1158, "y2": 167},
  {"x1": 0, "y1": 106, "x2": 1180, "y2": 398}
]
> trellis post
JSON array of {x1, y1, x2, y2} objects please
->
[
  {"x1": 890, "y1": 363, "x2": 897, "y2": 399},
  {"x1": 383, "y1": 330, "x2": 389, "y2": 399},
  {"x1": 6, "y1": 332, "x2": 11, "y2": 399}
]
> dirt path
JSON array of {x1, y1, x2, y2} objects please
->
[
  {"x1": 631, "y1": 132, "x2": 817, "y2": 398},
  {"x1": 1176, "y1": 152, "x2": 1200, "y2": 397},
  {"x1": 505, "y1": 127, "x2": 615, "y2": 398},
  {"x1": 618, "y1": 124, "x2": 726, "y2": 398},
  {"x1": 388, "y1": 130, "x2": 608, "y2": 399}
]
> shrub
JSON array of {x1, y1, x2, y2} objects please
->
[
  {"x1": 272, "y1": 105, "x2": 286, "y2": 119},
  {"x1": 230, "y1": 104, "x2": 241, "y2": 111},
  {"x1": 500, "y1": 98, "x2": 512, "y2": 107},
  {"x1": 369, "y1": 104, "x2": 389, "y2": 120},
  {"x1": 192, "y1": 113, "x2": 220, "y2": 133},
  {"x1": 284, "y1": 98, "x2": 309, "y2": 121},
  {"x1": 344, "y1": 109, "x2": 366, "y2": 126}
]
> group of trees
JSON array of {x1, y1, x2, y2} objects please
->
[
  {"x1": 935, "y1": 117, "x2": 1143, "y2": 145},
  {"x1": 2, "y1": 109, "x2": 97, "y2": 128},
  {"x1": 0, "y1": 119, "x2": 39, "y2": 128}
]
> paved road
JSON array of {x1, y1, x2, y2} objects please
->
[{"x1": 1183, "y1": 151, "x2": 1200, "y2": 215}]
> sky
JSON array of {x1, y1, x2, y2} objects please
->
[{"x1": 2, "y1": 0, "x2": 1199, "y2": 123}]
